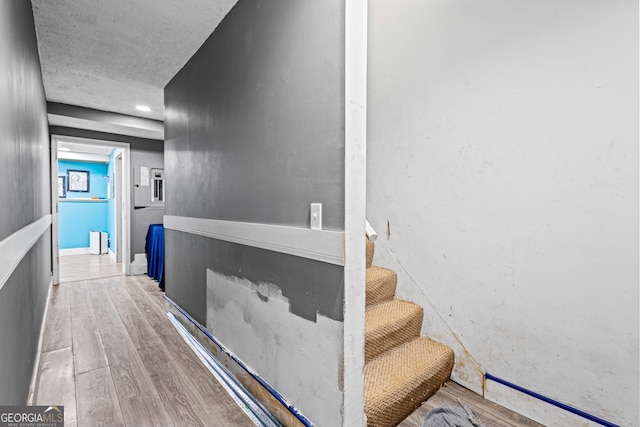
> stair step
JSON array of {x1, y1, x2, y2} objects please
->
[
  {"x1": 366, "y1": 266, "x2": 397, "y2": 306},
  {"x1": 366, "y1": 239, "x2": 374, "y2": 268},
  {"x1": 364, "y1": 337, "x2": 454, "y2": 427},
  {"x1": 365, "y1": 299, "x2": 423, "y2": 363}
]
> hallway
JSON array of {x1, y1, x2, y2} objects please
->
[
  {"x1": 1, "y1": 1, "x2": 635, "y2": 425},
  {"x1": 34, "y1": 275, "x2": 252, "y2": 427}
]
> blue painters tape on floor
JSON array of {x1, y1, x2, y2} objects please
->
[
  {"x1": 484, "y1": 373, "x2": 619, "y2": 427},
  {"x1": 164, "y1": 296, "x2": 314, "y2": 427}
]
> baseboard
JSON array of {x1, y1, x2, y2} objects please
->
[
  {"x1": 129, "y1": 253, "x2": 147, "y2": 275},
  {"x1": 27, "y1": 277, "x2": 54, "y2": 405},
  {"x1": 484, "y1": 375, "x2": 616, "y2": 427},
  {"x1": 108, "y1": 248, "x2": 117, "y2": 263},
  {"x1": 59, "y1": 247, "x2": 89, "y2": 256},
  {"x1": 165, "y1": 297, "x2": 311, "y2": 427}
]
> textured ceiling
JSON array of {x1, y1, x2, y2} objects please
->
[{"x1": 32, "y1": 0, "x2": 238, "y2": 121}]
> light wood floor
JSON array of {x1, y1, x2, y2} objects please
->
[
  {"x1": 59, "y1": 253, "x2": 124, "y2": 283},
  {"x1": 35, "y1": 275, "x2": 253, "y2": 427},
  {"x1": 399, "y1": 381, "x2": 544, "y2": 427},
  {"x1": 44, "y1": 256, "x2": 542, "y2": 427}
]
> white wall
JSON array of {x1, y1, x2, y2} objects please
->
[{"x1": 367, "y1": 1, "x2": 638, "y2": 426}]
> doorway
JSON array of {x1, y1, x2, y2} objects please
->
[{"x1": 51, "y1": 135, "x2": 132, "y2": 285}]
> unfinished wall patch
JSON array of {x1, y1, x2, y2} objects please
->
[
  {"x1": 206, "y1": 269, "x2": 344, "y2": 426},
  {"x1": 165, "y1": 231, "x2": 344, "y2": 324}
]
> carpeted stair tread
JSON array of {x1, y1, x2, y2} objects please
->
[
  {"x1": 365, "y1": 299, "x2": 423, "y2": 363},
  {"x1": 366, "y1": 266, "x2": 397, "y2": 306},
  {"x1": 366, "y1": 239, "x2": 375, "y2": 268},
  {"x1": 364, "y1": 336, "x2": 454, "y2": 427}
]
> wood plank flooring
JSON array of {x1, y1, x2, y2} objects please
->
[
  {"x1": 59, "y1": 253, "x2": 123, "y2": 283},
  {"x1": 35, "y1": 274, "x2": 254, "y2": 427},
  {"x1": 398, "y1": 381, "x2": 544, "y2": 427},
  {"x1": 42, "y1": 255, "x2": 542, "y2": 427}
]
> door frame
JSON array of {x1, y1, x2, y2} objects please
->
[
  {"x1": 51, "y1": 135, "x2": 132, "y2": 284},
  {"x1": 115, "y1": 151, "x2": 124, "y2": 263}
]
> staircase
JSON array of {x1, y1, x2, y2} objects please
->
[{"x1": 364, "y1": 239, "x2": 454, "y2": 427}]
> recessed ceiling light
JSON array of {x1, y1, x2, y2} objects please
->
[
  {"x1": 58, "y1": 147, "x2": 71, "y2": 152},
  {"x1": 136, "y1": 105, "x2": 151, "y2": 112}
]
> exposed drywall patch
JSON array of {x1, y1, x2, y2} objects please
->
[
  {"x1": 166, "y1": 299, "x2": 310, "y2": 427},
  {"x1": 165, "y1": 231, "x2": 344, "y2": 323},
  {"x1": 206, "y1": 269, "x2": 343, "y2": 427}
]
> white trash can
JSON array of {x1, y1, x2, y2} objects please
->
[{"x1": 89, "y1": 231, "x2": 108, "y2": 254}]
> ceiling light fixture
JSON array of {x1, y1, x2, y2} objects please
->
[
  {"x1": 136, "y1": 105, "x2": 151, "y2": 112},
  {"x1": 58, "y1": 147, "x2": 71, "y2": 152}
]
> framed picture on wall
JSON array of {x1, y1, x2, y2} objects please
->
[
  {"x1": 58, "y1": 176, "x2": 66, "y2": 198},
  {"x1": 67, "y1": 169, "x2": 89, "y2": 192}
]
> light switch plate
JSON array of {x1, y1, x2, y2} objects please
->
[{"x1": 310, "y1": 203, "x2": 322, "y2": 230}]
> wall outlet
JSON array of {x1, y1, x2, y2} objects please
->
[{"x1": 310, "y1": 203, "x2": 322, "y2": 230}]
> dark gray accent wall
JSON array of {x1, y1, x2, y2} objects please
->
[
  {"x1": 165, "y1": 0, "x2": 345, "y2": 229},
  {"x1": 0, "y1": 1, "x2": 52, "y2": 404},
  {"x1": 164, "y1": 0, "x2": 346, "y2": 323},
  {"x1": 0, "y1": 237, "x2": 51, "y2": 403},
  {"x1": 49, "y1": 126, "x2": 164, "y2": 260}
]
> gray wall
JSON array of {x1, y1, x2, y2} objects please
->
[
  {"x1": 164, "y1": 0, "x2": 346, "y2": 424},
  {"x1": 130, "y1": 150, "x2": 164, "y2": 258},
  {"x1": 164, "y1": 0, "x2": 345, "y2": 322},
  {"x1": 0, "y1": 0, "x2": 52, "y2": 404},
  {"x1": 49, "y1": 126, "x2": 164, "y2": 260},
  {"x1": 165, "y1": 0, "x2": 345, "y2": 229}
]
